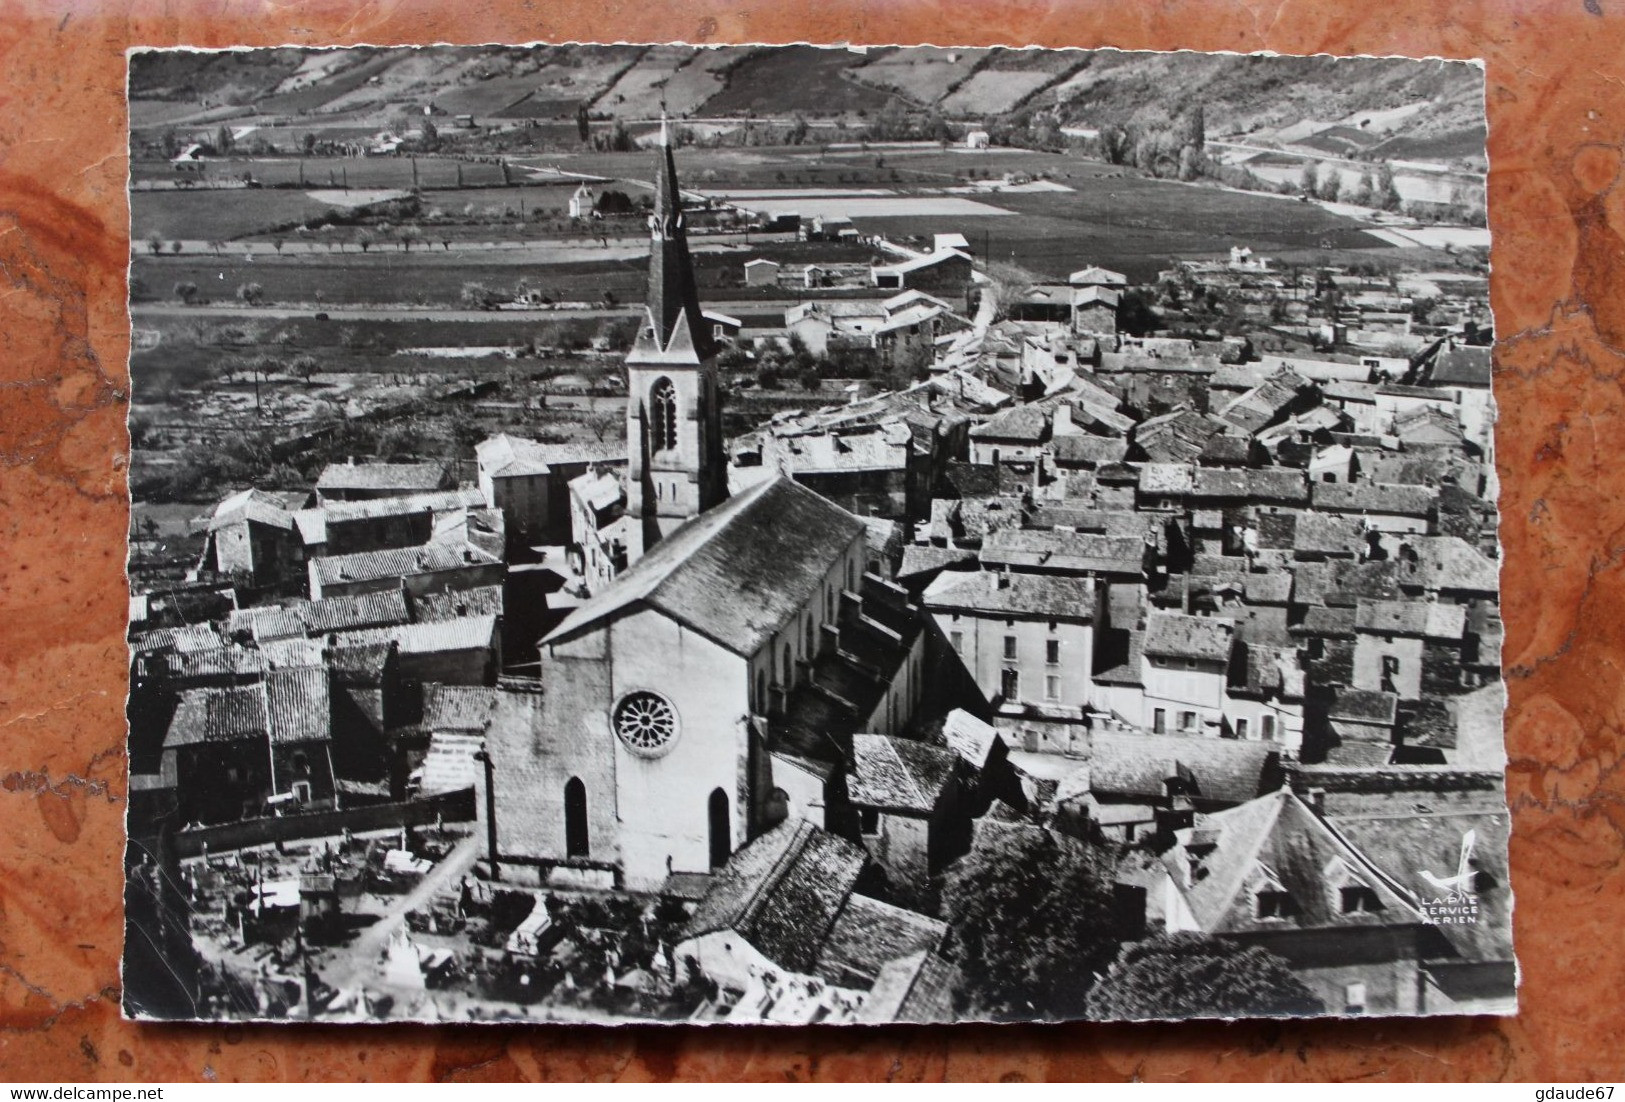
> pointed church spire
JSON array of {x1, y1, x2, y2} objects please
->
[{"x1": 642, "y1": 116, "x2": 714, "y2": 361}]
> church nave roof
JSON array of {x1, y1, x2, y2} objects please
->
[{"x1": 542, "y1": 475, "x2": 866, "y2": 658}]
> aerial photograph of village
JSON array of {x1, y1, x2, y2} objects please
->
[{"x1": 123, "y1": 44, "x2": 1512, "y2": 1025}]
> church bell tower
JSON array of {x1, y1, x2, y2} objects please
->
[{"x1": 624, "y1": 119, "x2": 727, "y2": 563}]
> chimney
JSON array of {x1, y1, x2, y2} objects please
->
[
  {"x1": 1306, "y1": 787, "x2": 1326, "y2": 815},
  {"x1": 997, "y1": 566, "x2": 1012, "y2": 590}
]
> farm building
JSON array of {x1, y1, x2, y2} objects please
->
[
  {"x1": 743, "y1": 258, "x2": 782, "y2": 287},
  {"x1": 871, "y1": 250, "x2": 974, "y2": 294}
]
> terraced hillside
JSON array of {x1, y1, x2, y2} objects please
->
[{"x1": 130, "y1": 45, "x2": 1484, "y2": 164}]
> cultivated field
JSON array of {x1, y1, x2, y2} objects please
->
[
  {"x1": 940, "y1": 69, "x2": 1060, "y2": 115},
  {"x1": 133, "y1": 189, "x2": 350, "y2": 242},
  {"x1": 656, "y1": 48, "x2": 761, "y2": 117},
  {"x1": 851, "y1": 171, "x2": 1402, "y2": 280},
  {"x1": 852, "y1": 48, "x2": 991, "y2": 104},
  {"x1": 131, "y1": 156, "x2": 515, "y2": 190},
  {"x1": 700, "y1": 46, "x2": 898, "y2": 117}
]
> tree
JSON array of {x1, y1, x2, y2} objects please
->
[
  {"x1": 576, "y1": 103, "x2": 591, "y2": 143},
  {"x1": 236, "y1": 281, "x2": 265, "y2": 305},
  {"x1": 583, "y1": 409, "x2": 621, "y2": 443},
  {"x1": 940, "y1": 825, "x2": 1124, "y2": 1021},
  {"x1": 460, "y1": 281, "x2": 496, "y2": 310},
  {"x1": 982, "y1": 259, "x2": 1041, "y2": 321},
  {"x1": 1315, "y1": 167, "x2": 1341, "y2": 203},
  {"x1": 290, "y1": 354, "x2": 319, "y2": 383},
  {"x1": 1374, "y1": 161, "x2": 1402, "y2": 211},
  {"x1": 1084, "y1": 934, "x2": 1326, "y2": 1021},
  {"x1": 787, "y1": 113, "x2": 810, "y2": 146},
  {"x1": 1100, "y1": 124, "x2": 1133, "y2": 166},
  {"x1": 271, "y1": 236, "x2": 286, "y2": 255},
  {"x1": 173, "y1": 281, "x2": 199, "y2": 305},
  {"x1": 355, "y1": 229, "x2": 375, "y2": 253},
  {"x1": 169, "y1": 240, "x2": 184, "y2": 254},
  {"x1": 1351, "y1": 167, "x2": 1376, "y2": 208},
  {"x1": 1299, "y1": 161, "x2": 1318, "y2": 195},
  {"x1": 147, "y1": 231, "x2": 165, "y2": 256},
  {"x1": 398, "y1": 225, "x2": 423, "y2": 252}
]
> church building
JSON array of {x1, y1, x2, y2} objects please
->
[{"x1": 487, "y1": 128, "x2": 923, "y2": 892}]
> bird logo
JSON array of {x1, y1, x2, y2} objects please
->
[{"x1": 1417, "y1": 829, "x2": 1477, "y2": 901}]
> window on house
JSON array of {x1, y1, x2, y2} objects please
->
[
  {"x1": 1045, "y1": 674, "x2": 1060, "y2": 701},
  {"x1": 1153, "y1": 709, "x2": 1167, "y2": 734},
  {"x1": 291, "y1": 780, "x2": 312, "y2": 803},
  {"x1": 1262, "y1": 715, "x2": 1277, "y2": 742},
  {"x1": 1235, "y1": 717, "x2": 1249, "y2": 739},
  {"x1": 1340, "y1": 885, "x2": 1385, "y2": 914},
  {"x1": 1179, "y1": 711, "x2": 1197, "y2": 732},
  {"x1": 1004, "y1": 635, "x2": 1018, "y2": 661},
  {"x1": 1001, "y1": 668, "x2": 1020, "y2": 699},
  {"x1": 1046, "y1": 639, "x2": 1061, "y2": 665},
  {"x1": 950, "y1": 631, "x2": 964, "y2": 654},
  {"x1": 860, "y1": 808, "x2": 879, "y2": 835},
  {"x1": 1344, "y1": 982, "x2": 1368, "y2": 1014},
  {"x1": 1255, "y1": 890, "x2": 1298, "y2": 920}
]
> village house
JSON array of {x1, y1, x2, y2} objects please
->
[
  {"x1": 675, "y1": 819, "x2": 952, "y2": 1022},
  {"x1": 201, "y1": 488, "x2": 308, "y2": 588},
  {"x1": 301, "y1": 488, "x2": 489, "y2": 560},
  {"x1": 785, "y1": 291, "x2": 969, "y2": 363},
  {"x1": 968, "y1": 404, "x2": 1049, "y2": 466},
  {"x1": 1310, "y1": 481, "x2": 1437, "y2": 534},
  {"x1": 477, "y1": 434, "x2": 620, "y2": 550},
  {"x1": 1151, "y1": 788, "x2": 1455, "y2": 1016},
  {"x1": 1352, "y1": 598, "x2": 1468, "y2": 700},
  {"x1": 308, "y1": 537, "x2": 505, "y2": 602},
  {"x1": 924, "y1": 569, "x2": 1098, "y2": 714},
  {"x1": 847, "y1": 734, "x2": 964, "y2": 909},
  {"x1": 1140, "y1": 611, "x2": 1237, "y2": 736},
  {"x1": 159, "y1": 665, "x2": 337, "y2": 824},
  {"x1": 314, "y1": 459, "x2": 453, "y2": 504},
  {"x1": 567, "y1": 464, "x2": 633, "y2": 598}
]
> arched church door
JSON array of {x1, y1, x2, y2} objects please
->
[
  {"x1": 564, "y1": 777, "x2": 589, "y2": 859},
  {"x1": 708, "y1": 788, "x2": 730, "y2": 869}
]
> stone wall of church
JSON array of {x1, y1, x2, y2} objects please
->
[
  {"x1": 607, "y1": 607, "x2": 751, "y2": 890},
  {"x1": 486, "y1": 677, "x2": 618, "y2": 872}
]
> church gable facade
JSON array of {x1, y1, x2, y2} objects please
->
[{"x1": 497, "y1": 476, "x2": 871, "y2": 890}]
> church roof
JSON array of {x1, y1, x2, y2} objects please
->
[{"x1": 542, "y1": 476, "x2": 865, "y2": 657}]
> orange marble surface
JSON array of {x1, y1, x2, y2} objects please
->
[{"x1": 0, "y1": 0, "x2": 1621, "y2": 1082}]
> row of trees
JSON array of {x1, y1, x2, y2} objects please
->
[{"x1": 1299, "y1": 160, "x2": 1403, "y2": 209}]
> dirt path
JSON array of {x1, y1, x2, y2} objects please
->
[{"x1": 319, "y1": 833, "x2": 481, "y2": 993}]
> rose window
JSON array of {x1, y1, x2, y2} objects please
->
[{"x1": 613, "y1": 691, "x2": 678, "y2": 755}]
